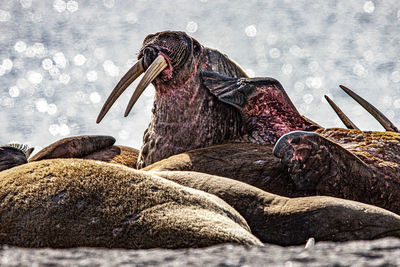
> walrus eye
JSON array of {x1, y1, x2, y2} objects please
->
[{"x1": 192, "y1": 39, "x2": 201, "y2": 53}]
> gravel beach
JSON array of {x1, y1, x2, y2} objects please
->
[{"x1": 1, "y1": 237, "x2": 400, "y2": 266}]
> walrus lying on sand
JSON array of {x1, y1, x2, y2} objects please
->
[
  {"x1": 0, "y1": 158, "x2": 261, "y2": 248},
  {"x1": 2, "y1": 151, "x2": 400, "y2": 248}
]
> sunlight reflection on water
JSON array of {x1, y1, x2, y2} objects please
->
[{"x1": 0, "y1": 0, "x2": 399, "y2": 152}]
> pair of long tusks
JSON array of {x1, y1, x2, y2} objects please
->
[
  {"x1": 324, "y1": 95, "x2": 360, "y2": 130},
  {"x1": 324, "y1": 85, "x2": 399, "y2": 132},
  {"x1": 96, "y1": 55, "x2": 168, "y2": 123}
]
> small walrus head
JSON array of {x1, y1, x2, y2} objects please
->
[
  {"x1": 0, "y1": 144, "x2": 34, "y2": 172},
  {"x1": 97, "y1": 31, "x2": 204, "y2": 122},
  {"x1": 139, "y1": 31, "x2": 201, "y2": 85},
  {"x1": 98, "y1": 31, "x2": 248, "y2": 168}
]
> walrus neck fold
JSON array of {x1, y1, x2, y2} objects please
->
[{"x1": 243, "y1": 90, "x2": 319, "y2": 144}]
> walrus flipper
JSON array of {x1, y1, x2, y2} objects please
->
[
  {"x1": 201, "y1": 71, "x2": 282, "y2": 109},
  {"x1": 29, "y1": 135, "x2": 116, "y2": 161}
]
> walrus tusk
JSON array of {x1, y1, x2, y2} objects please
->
[
  {"x1": 96, "y1": 58, "x2": 145, "y2": 123},
  {"x1": 324, "y1": 95, "x2": 360, "y2": 130},
  {"x1": 124, "y1": 55, "x2": 168, "y2": 117},
  {"x1": 339, "y1": 85, "x2": 399, "y2": 132}
]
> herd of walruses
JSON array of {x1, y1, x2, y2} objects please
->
[{"x1": 1, "y1": 31, "x2": 400, "y2": 249}]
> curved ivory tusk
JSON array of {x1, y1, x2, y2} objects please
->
[
  {"x1": 96, "y1": 58, "x2": 145, "y2": 123},
  {"x1": 324, "y1": 95, "x2": 360, "y2": 130},
  {"x1": 340, "y1": 85, "x2": 399, "y2": 132},
  {"x1": 124, "y1": 55, "x2": 168, "y2": 117}
]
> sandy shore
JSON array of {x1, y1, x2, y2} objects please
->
[{"x1": 1, "y1": 237, "x2": 400, "y2": 266}]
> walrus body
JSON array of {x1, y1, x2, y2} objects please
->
[
  {"x1": 201, "y1": 70, "x2": 400, "y2": 214},
  {"x1": 2, "y1": 155, "x2": 400, "y2": 247},
  {"x1": 151, "y1": 171, "x2": 400, "y2": 245},
  {"x1": 0, "y1": 159, "x2": 261, "y2": 248},
  {"x1": 136, "y1": 32, "x2": 248, "y2": 168}
]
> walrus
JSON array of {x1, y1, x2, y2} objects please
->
[
  {"x1": 97, "y1": 31, "x2": 248, "y2": 168},
  {"x1": 96, "y1": 30, "x2": 400, "y2": 215},
  {"x1": 201, "y1": 71, "x2": 400, "y2": 214},
  {"x1": 150, "y1": 170, "x2": 400, "y2": 245},
  {"x1": 0, "y1": 158, "x2": 261, "y2": 248}
]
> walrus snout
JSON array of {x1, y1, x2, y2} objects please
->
[
  {"x1": 97, "y1": 31, "x2": 198, "y2": 123},
  {"x1": 142, "y1": 46, "x2": 159, "y2": 68}
]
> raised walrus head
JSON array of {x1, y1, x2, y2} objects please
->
[{"x1": 97, "y1": 31, "x2": 248, "y2": 168}]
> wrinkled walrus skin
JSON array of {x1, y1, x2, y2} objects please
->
[
  {"x1": 200, "y1": 70, "x2": 400, "y2": 214},
  {"x1": 97, "y1": 31, "x2": 248, "y2": 168},
  {"x1": 98, "y1": 31, "x2": 400, "y2": 216},
  {"x1": 135, "y1": 31, "x2": 247, "y2": 168},
  {"x1": 0, "y1": 159, "x2": 261, "y2": 248},
  {"x1": 274, "y1": 129, "x2": 400, "y2": 214},
  {"x1": 151, "y1": 171, "x2": 400, "y2": 245}
]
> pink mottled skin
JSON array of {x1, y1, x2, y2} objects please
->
[
  {"x1": 273, "y1": 129, "x2": 400, "y2": 214},
  {"x1": 203, "y1": 70, "x2": 400, "y2": 213},
  {"x1": 242, "y1": 85, "x2": 318, "y2": 144},
  {"x1": 201, "y1": 73, "x2": 319, "y2": 144},
  {"x1": 137, "y1": 31, "x2": 247, "y2": 168}
]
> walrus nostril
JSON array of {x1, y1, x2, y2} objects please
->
[{"x1": 143, "y1": 46, "x2": 159, "y2": 68}]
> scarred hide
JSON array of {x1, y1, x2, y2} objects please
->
[{"x1": 202, "y1": 71, "x2": 400, "y2": 214}]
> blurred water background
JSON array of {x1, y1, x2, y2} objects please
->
[{"x1": 1, "y1": 0, "x2": 400, "y2": 152}]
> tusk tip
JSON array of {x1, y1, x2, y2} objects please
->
[
  {"x1": 96, "y1": 115, "x2": 103, "y2": 124},
  {"x1": 124, "y1": 107, "x2": 132, "y2": 117}
]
